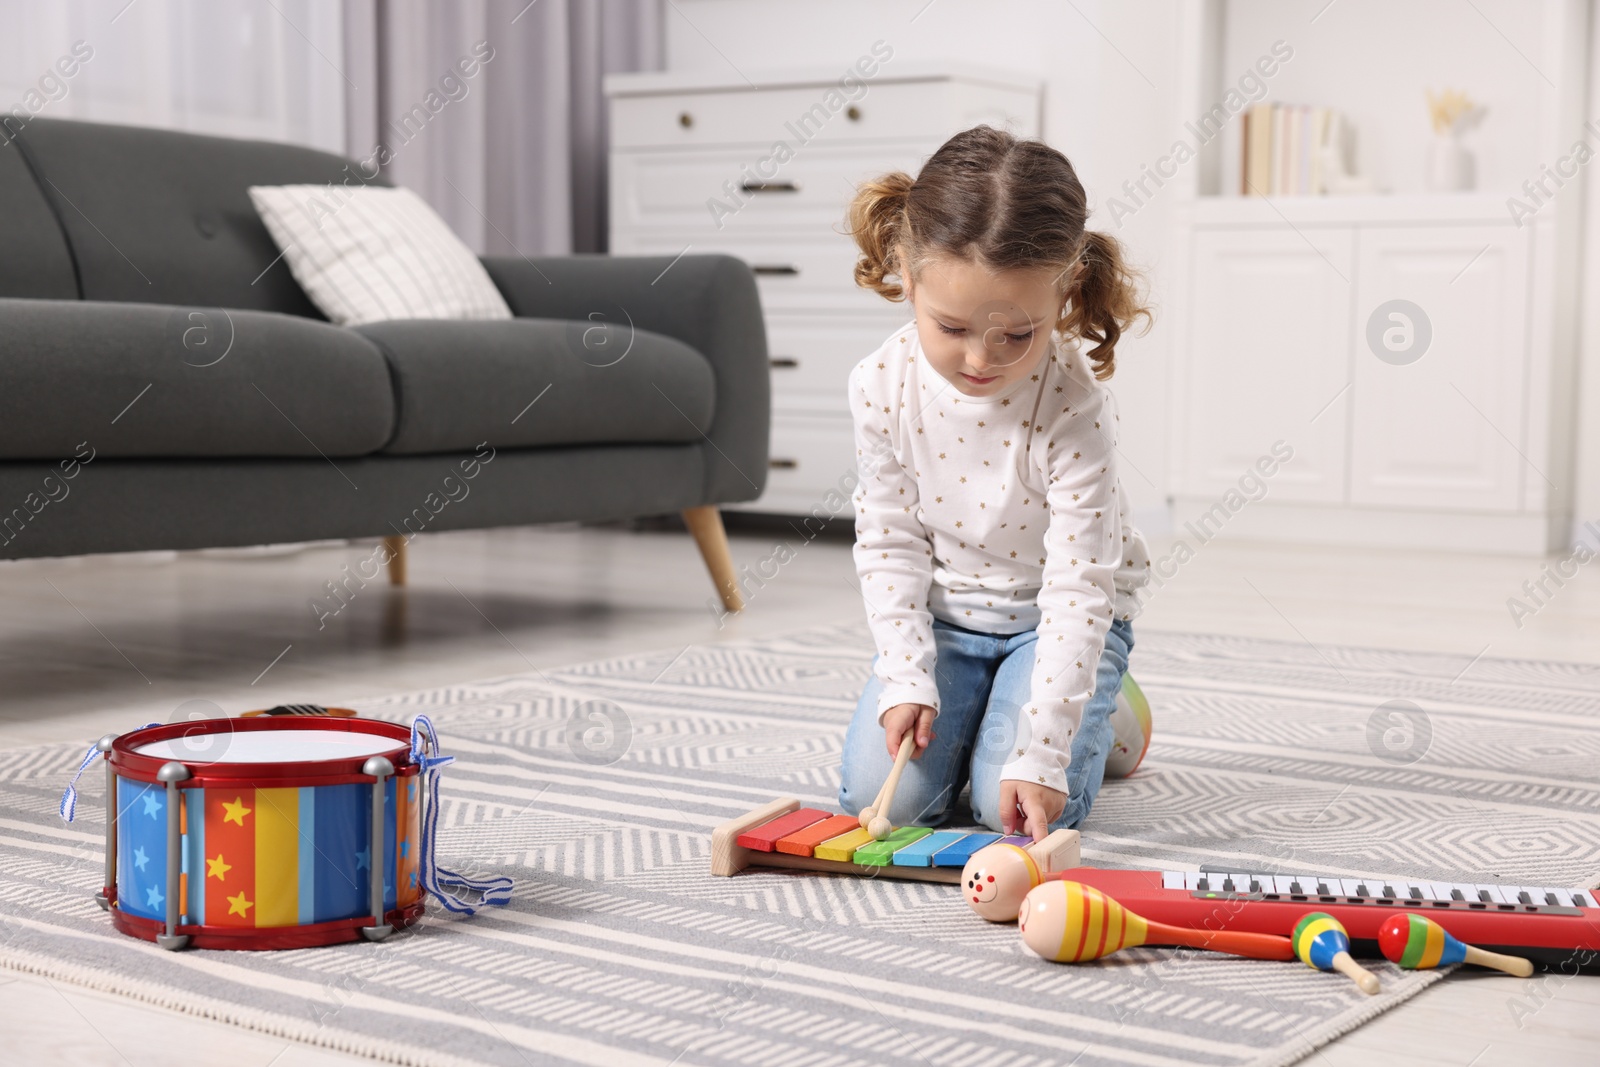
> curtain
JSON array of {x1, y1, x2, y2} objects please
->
[{"x1": 343, "y1": 0, "x2": 664, "y2": 257}]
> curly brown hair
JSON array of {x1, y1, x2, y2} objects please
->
[{"x1": 844, "y1": 125, "x2": 1150, "y2": 379}]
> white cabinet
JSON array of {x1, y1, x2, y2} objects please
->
[
  {"x1": 1184, "y1": 228, "x2": 1353, "y2": 504},
  {"x1": 1350, "y1": 226, "x2": 1529, "y2": 512},
  {"x1": 605, "y1": 62, "x2": 1042, "y2": 515},
  {"x1": 1174, "y1": 200, "x2": 1565, "y2": 551}
]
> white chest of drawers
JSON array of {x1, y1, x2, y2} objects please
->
[{"x1": 604, "y1": 60, "x2": 1041, "y2": 515}]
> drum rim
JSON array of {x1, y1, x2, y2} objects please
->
[{"x1": 110, "y1": 715, "x2": 413, "y2": 784}]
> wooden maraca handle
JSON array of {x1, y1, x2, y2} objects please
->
[
  {"x1": 1462, "y1": 944, "x2": 1534, "y2": 978},
  {"x1": 1332, "y1": 952, "x2": 1381, "y2": 995},
  {"x1": 1147, "y1": 919, "x2": 1296, "y2": 961}
]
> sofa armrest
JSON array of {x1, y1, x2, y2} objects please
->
[{"x1": 481, "y1": 253, "x2": 769, "y2": 506}]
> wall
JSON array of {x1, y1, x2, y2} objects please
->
[{"x1": 664, "y1": 0, "x2": 1186, "y2": 536}]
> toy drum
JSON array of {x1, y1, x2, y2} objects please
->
[{"x1": 97, "y1": 716, "x2": 424, "y2": 950}]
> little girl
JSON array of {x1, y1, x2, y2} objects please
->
[{"x1": 838, "y1": 124, "x2": 1153, "y2": 842}]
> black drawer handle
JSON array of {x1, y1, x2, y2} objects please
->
[
  {"x1": 769, "y1": 458, "x2": 799, "y2": 470},
  {"x1": 739, "y1": 180, "x2": 799, "y2": 193},
  {"x1": 752, "y1": 264, "x2": 799, "y2": 276},
  {"x1": 769, "y1": 357, "x2": 799, "y2": 368}
]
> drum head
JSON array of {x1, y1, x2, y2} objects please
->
[{"x1": 131, "y1": 729, "x2": 402, "y2": 763}]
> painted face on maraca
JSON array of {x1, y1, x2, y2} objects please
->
[{"x1": 961, "y1": 844, "x2": 1040, "y2": 923}]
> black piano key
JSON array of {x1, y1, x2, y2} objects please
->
[
  {"x1": 1221, "y1": 878, "x2": 1235, "y2": 892},
  {"x1": 1573, "y1": 893, "x2": 1590, "y2": 907},
  {"x1": 1517, "y1": 891, "x2": 1533, "y2": 905},
  {"x1": 1381, "y1": 885, "x2": 1397, "y2": 899},
  {"x1": 1289, "y1": 881, "x2": 1304, "y2": 895},
  {"x1": 1316, "y1": 882, "x2": 1331, "y2": 895},
  {"x1": 1545, "y1": 892, "x2": 1560, "y2": 906},
  {"x1": 1249, "y1": 878, "x2": 1263, "y2": 893},
  {"x1": 1196, "y1": 877, "x2": 1210, "y2": 892},
  {"x1": 1408, "y1": 886, "x2": 1424, "y2": 900},
  {"x1": 1479, "y1": 890, "x2": 1494, "y2": 902},
  {"x1": 1355, "y1": 883, "x2": 1370, "y2": 897},
  {"x1": 1450, "y1": 889, "x2": 1465, "y2": 900}
]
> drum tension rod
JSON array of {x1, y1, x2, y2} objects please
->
[
  {"x1": 155, "y1": 761, "x2": 192, "y2": 951},
  {"x1": 94, "y1": 734, "x2": 118, "y2": 913},
  {"x1": 361, "y1": 756, "x2": 395, "y2": 942}
]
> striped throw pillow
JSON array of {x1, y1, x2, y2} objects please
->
[{"x1": 248, "y1": 184, "x2": 512, "y2": 326}]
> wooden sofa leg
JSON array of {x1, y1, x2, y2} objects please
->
[
  {"x1": 382, "y1": 535, "x2": 408, "y2": 586},
  {"x1": 681, "y1": 506, "x2": 743, "y2": 613}
]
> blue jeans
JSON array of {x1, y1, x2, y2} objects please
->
[{"x1": 839, "y1": 616, "x2": 1134, "y2": 833}]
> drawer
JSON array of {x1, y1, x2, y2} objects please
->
[
  {"x1": 742, "y1": 412, "x2": 859, "y2": 516},
  {"x1": 767, "y1": 314, "x2": 913, "y2": 414},
  {"x1": 611, "y1": 77, "x2": 1018, "y2": 150},
  {"x1": 609, "y1": 233, "x2": 888, "y2": 315},
  {"x1": 612, "y1": 144, "x2": 929, "y2": 236}
]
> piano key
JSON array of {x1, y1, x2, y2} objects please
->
[
  {"x1": 1269, "y1": 876, "x2": 1296, "y2": 895},
  {"x1": 1338, "y1": 879, "x2": 1366, "y2": 898},
  {"x1": 889, "y1": 830, "x2": 968, "y2": 867},
  {"x1": 1425, "y1": 882, "x2": 1456, "y2": 902},
  {"x1": 1447, "y1": 884, "x2": 1470, "y2": 901},
  {"x1": 1185, "y1": 872, "x2": 1205, "y2": 891},
  {"x1": 1378, "y1": 884, "x2": 1399, "y2": 899},
  {"x1": 1245, "y1": 875, "x2": 1267, "y2": 893},
  {"x1": 1406, "y1": 884, "x2": 1426, "y2": 901},
  {"x1": 1546, "y1": 889, "x2": 1577, "y2": 908},
  {"x1": 928, "y1": 832, "x2": 1001, "y2": 867},
  {"x1": 1516, "y1": 889, "x2": 1535, "y2": 905},
  {"x1": 1474, "y1": 884, "x2": 1508, "y2": 904},
  {"x1": 1161, "y1": 870, "x2": 1189, "y2": 891},
  {"x1": 1542, "y1": 890, "x2": 1562, "y2": 907},
  {"x1": 1571, "y1": 891, "x2": 1592, "y2": 908}
]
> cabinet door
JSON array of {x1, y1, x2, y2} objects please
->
[
  {"x1": 1182, "y1": 227, "x2": 1354, "y2": 503},
  {"x1": 1350, "y1": 226, "x2": 1529, "y2": 511}
]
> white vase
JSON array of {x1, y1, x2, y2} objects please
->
[{"x1": 1426, "y1": 134, "x2": 1474, "y2": 192}]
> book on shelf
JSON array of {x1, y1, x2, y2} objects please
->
[{"x1": 1242, "y1": 103, "x2": 1344, "y2": 196}]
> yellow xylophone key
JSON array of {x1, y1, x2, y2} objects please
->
[{"x1": 814, "y1": 827, "x2": 877, "y2": 862}]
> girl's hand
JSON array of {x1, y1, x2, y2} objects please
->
[
  {"x1": 999, "y1": 780, "x2": 1067, "y2": 842},
  {"x1": 882, "y1": 703, "x2": 936, "y2": 759}
]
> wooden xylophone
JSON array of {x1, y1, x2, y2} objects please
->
[
  {"x1": 712, "y1": 798, "x2": 1081, "y2": 884},
  {"x1": 1061, "y1": 867, "x2": 1600, "y2": 974}
]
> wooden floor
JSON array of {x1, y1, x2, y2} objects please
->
[{"x1": 2, "y1": 520, "x2": 1596, "y2": 1066}]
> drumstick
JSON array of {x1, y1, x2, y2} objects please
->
[
  {"x1": 857, "y1": 731, "x2": 912, "y2": 830},
  {"x1": 866, "y1": 734, "x2": 916, "y2": 841}
]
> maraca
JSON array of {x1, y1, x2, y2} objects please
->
[
  {"x1": 1378, "y1": 914, "x2": 1533, "y2": 977},
  {"x1": 963, "y1": 843, "x2": 1044, "y2": 922},
  {"x1": 1292, "y1": 912, "x2": 1380, "y2": 994},
  {"x1": 1018, "y1": 880, "x2": 1296, "y2": 962}
]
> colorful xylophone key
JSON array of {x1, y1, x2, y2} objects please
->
[{"x1": 711, "y1": 799, "x2": 1081, "y2": 885}]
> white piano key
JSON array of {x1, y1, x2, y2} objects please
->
[
  {"x1": 1547, "y1": 889, "x2": 1578, "y2": 908},
  {"x1": 1183, "y1": 871, "x2": 1204, "y2": 891},
  {"x1": 1426, "y1": 882, "x2": 1457, "y2": 902},
  {"x1": 1475, "y1": 884, "x2": 1508, "y2": 904},
  {"x1": 1445, "y1": 882, "x2": 1477, "y2": 901},
  {"x1": 1338, "y1": 879, "x2": 1366, "y2": 897},
  {"x1": 1513, "y1": 886, "x2": 1541, "y2": 906},
  {"x1": 1162, "y1": 870, "x2": 1188, "y2": 891},
  {"x1": 1535, "y1": 888, "x2": 1569, "y2": 907}
]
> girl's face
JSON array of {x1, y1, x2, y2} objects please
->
[{"x1": 902, "y1": 250, "x2": 1063, "y2": 398}]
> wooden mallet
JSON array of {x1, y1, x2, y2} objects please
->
[{"x1": 858, "y1": 733, "x2": 915, "y2": 840}]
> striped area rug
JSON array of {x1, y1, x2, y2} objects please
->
[{"x1": 3, "y1": 622, "x2": 1598, "y2": 1067}]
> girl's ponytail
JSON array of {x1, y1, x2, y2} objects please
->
[
  {"x1": 1061, "y1": 230, "x2": 1151, "y2": 381},
  {"x1": 845, "y1": 171, "x2": 915, "y2": 301}
]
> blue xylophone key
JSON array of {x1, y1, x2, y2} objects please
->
[
  {"x1": 890, "y1": 830, "x2": 972, "y2": 867},
  {"x1": 930, "y1": 831, "x2": 1002, "y2": 867}
]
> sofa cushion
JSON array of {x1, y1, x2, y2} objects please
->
[
  {"x1": 14, "y1": 118, "x2": 386, "y2": 317},
  {"x1": 355, "y1": 318, "x2": 716, "y2": 455},
  {"x1": 0, "y1": 141, "x2": 77, "y2": 299},
  {"x1": 0, "y1": 299, "x2": 394, "y2": 459}
]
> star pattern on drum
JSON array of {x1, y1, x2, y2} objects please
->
[
  {"x1": 132, "y1": 846, "x2": 148, "y2": 872},
  {"x1": 144, "y1": 884, "x2": 162, "y2": 909},
  {"x1": 227, "y1": 891, "x2": 253, "y2": 917},
  {"x1": 140, "y1": 793, "x2": 162, "y2": 819},
  {"x1": 221, "y1": 797, "x2": 251, "y2": 826},
  {"x1": 207, "y1": 853, "x2": 231, "y2": 880},
  {"x1": 355, "y1": 847, "x2": 370, "y2": 871}
]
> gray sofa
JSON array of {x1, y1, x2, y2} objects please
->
[{"x1": 0, "y1": 118, "x2": 768, "y2": 609}]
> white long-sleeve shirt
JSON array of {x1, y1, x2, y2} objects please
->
[{"x1": 849, "y1": 320, "x2": 1153, "y2": 791}]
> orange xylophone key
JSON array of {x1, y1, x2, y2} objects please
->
[{"x1": 774, "y1": 814, "x2": 861, "y2": 856}]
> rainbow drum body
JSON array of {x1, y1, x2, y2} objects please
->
[{"x1": 94, "y1": 717, "x2": 425, "y2": 950}]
